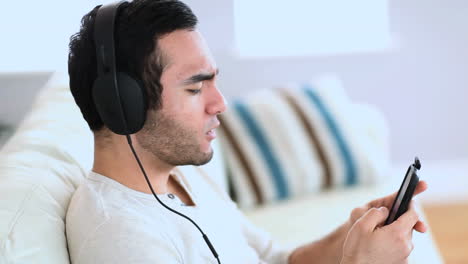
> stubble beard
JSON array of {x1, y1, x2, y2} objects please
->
[{"x1": 136, "y1": 109, "x2": 214, "y2": 166}]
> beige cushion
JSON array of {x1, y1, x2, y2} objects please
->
[{"x1": 218, "y1": 75, "x2": 391, "y2": 209}]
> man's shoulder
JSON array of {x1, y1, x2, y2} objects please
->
[
  {"x1": 66, "y1": 176, "x2": 111, "y2": 240},
  {"x1": 66, "y1": 200, "x2": 181, "y2": 263},
  {"x1": 65, "y1": 175, "x2": 181, "y2": 262},
  {"x1": 66, "y1": 173, "x2": 158, "y2": 226}
]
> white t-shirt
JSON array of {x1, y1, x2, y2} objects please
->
[{"x1": 66, "y1": 168, "x2": 293, "y2": 264}]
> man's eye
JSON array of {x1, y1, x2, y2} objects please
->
[{"x1": 187, "y1": 89, "x2": 201, "y2": 94}]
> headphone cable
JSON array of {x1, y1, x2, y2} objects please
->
[{"x1": 125, "y1": 135, "x2": 220, "y2": 264}]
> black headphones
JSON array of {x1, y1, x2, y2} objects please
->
[
  {"x1": 92, "y1": 2, "x2": 220, "y2": 263},
  {"x1": 92, "y1": 0, "x2": 147, "y2": 135}
]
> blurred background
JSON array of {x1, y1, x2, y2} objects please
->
[
  {"x1": 0, "y1": 1, "x2": 467, "y2": 262},
  {"x1": 1, "y1": 0, "x2": 467, "y2": 163}
]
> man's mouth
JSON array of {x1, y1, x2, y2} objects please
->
[
  {"x1": 205, "y1": 122, "x2": 220, "y2": 139},
  {"x1": 206, "y1": 129, "x2": 216, "y2": 137}
]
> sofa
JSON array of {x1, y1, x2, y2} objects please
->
[{"x1": 0, "y1": 73, "x2": 444, "y2": 263}]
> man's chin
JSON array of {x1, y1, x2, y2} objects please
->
[
  {"x1": 192, "y1": 149, "x2": 214, "y2": 166},
  {"x1": 163, "y1": 144, "x2": 214, "y2": 166}
]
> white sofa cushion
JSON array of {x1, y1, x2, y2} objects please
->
[{"x1": 0, "y1": 75, "x2": 93, "y2": 263}]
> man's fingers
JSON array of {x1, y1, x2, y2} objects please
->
[
  {"x1": 355, "y1": 207, "x2": 389, "y2": 232},
  {"x1": 369, "y1": 180, "x2": 428, "y2": 209},
  {"x1": 413, "y1": 180, "x2": 428, "y2": 197},
  {"x1": 350, "y1": 206, "x2": 369, "y2": 223},
  {"x1": 414, "y1": 220, "x2": 427, "y2": 233},
  {"x1": 392, "y1": 203, "x2": 420, "y2": 231},
  {"x1": 368, "y1": 192, "x2": 396, "y2": 209}
]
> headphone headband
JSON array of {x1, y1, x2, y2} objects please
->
[
  {"x1": 92, "y1": 0, "x2": 147, "y2": 135},
  {"x1": 94, "y1": 1, "x2": 126, "y2": 77}
]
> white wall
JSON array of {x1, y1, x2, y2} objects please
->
[{"x1": 186, "y1": 0, "x2": 468, "y2": 163}]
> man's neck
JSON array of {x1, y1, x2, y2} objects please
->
[{"x1": 92, "y1": 134, "x2": 174, "y2": 195}]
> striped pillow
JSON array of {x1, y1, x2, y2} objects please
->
[{"x1": 218, "y1": 78, "x2": 390, "y2": 209}]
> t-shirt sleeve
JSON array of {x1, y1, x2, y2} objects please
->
[
  {"x1": 72, "y1": 217, "x2": 183, "y2": 264},
  {"x1": 239, "y1": 210, "x2": 294, "y2": 264}
]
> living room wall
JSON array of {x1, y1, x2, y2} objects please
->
[
  {"x1": 185, "y1": 0, "x2": 468, "y2": 163},
  {"x1": 0, "y1": 0, "x2": 466, "y2": 163}
]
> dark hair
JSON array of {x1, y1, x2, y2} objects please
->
[{"x1": 68, "y1": 0, "x2": 198, "y2": 132}]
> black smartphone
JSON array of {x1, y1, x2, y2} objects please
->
[{"x1": 385, "y1": 157, "x2": 421, "y2": 225}]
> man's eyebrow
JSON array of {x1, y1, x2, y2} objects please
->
[{"x1": 182, "y1": 69, "x2": 219, "y2": 85}]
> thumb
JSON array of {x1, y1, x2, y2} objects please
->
[{"x1": 357, "y1": 207, "x2": 389, "y2": 232}]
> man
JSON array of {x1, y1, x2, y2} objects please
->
[{"x1": 66, "y1": 0, "x2": 428, "y2": 263}]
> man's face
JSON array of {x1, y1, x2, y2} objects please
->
[{"x1": 136, "y1": 29, "x2": 226, "y2": 166}]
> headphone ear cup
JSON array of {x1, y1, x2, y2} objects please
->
[
  {"x1": 93, "y1": 73, "x2": 128, "y2": 135},
  {"x1": 116, "y1": 72, "x2": 147, "y2": 134},
  {"x1": 92, "y1": 72, "x2": 147, "y2": 135}
]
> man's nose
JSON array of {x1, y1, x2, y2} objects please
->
[{"x1": 206, "y1": 84, "x2": 227, "y2": 115}]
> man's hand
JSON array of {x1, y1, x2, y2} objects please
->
[
  {"x1": 288, "y1": 181, "x2": 428, "y2": 264},
  {"x1": 341, "y1": 203, "x2": 420, "y2": 264},
  {"x1": 348, "y1": 181, "x2": 428, "y2": 233}
]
